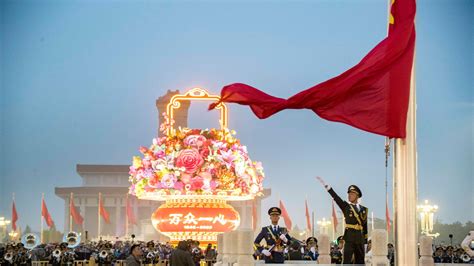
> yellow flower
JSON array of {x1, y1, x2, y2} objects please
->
[{"x1": 133, "y1": 156, "x2": 142, "y2": 168}]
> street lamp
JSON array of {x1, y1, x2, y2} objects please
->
[
  {"x1": 0, "y1": 217, "x2": 11, "y2": 243},
  {"x1": 8, "y1": 230, "x2": 18, "y2": 241},
  {"x1": 417, "y1": 200, "x2": 439, "y2": 238},
  {"x1": 317, "y1": 217, "x2": 332, "y2": 235}
]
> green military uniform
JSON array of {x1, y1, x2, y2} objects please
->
[{"x1": 326, "y1": 185, "x2": 368, "y2": 264}]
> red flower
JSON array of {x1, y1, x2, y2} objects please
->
[
  {"x1": 200, "y1": 146, "x2": 210, "y2": 158},
  {"x1": 176, "y1": 149, "x2": 204, "y2": 174},
  {"x1": 190, "y1": 176, "x2": 204, "y2": 191}
]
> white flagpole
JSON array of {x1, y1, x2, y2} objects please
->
[
  {"x1": 386, "y1": 0, "x2": 418, "y2": 264},
  {"x1": 41, "y1": 193, "x2": 44, "y2": 243}
]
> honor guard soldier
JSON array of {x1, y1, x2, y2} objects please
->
[
  {"x1": 304, "y1": 237, "x2": 319, "y2": 261},
  {"x1": 316, "y1": 176, "x2": 368, "y2": 264},
  {"x1": 254, "y1": 207, "x2": 292, "y2": 264}
]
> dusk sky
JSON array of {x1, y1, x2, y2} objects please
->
[{"x1": 1, "y1": 0, "x2": 472, "y2": 233}]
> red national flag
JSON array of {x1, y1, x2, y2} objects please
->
[
  {"x1": 126, "y1": 196, "x2": 137, "y2": 225},
  {"x1": 252, "y1": 200, "x2": 257, "y2": 230},
  {"x1": 99, "y1": 196, "x2": 111, "y2": 224},
  {"x1": 332, "y1": 200, "x2": 339, "y2": 233},
  {"x1": 69, "y1": 195, "x2": 84, "y2": 225},
  {"x1": 42, "y1": 199, "x2": 55, "y2": 228},
  {"x1": 279, "y1": 200, "x2": 292, "y2": 229},
  {"x1": 210, "y1": 0, "x2": 416, "y2": 138},
  {"x1": 386, "y1": 195, "x2": 391, "y2": 233},
  {"x1": 12, "y1": 200, "x2": 18, "y2": 231},
  {"x1": 305, "y1": 200, "x2": 312, "y2": 232}
]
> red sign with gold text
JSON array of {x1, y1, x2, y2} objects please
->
[{"x1": 151, "y1": 201, "x2": 240, "y2": 233}]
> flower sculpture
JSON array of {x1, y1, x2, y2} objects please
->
[{"x1": 129, "y1": 113, "x2": 265, "y2": 200}]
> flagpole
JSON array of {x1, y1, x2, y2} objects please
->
[
  {"x1": 311, "y1": 211, "x2": 314, "y2": 237},
  {"x1": 69, "y1": 192, "x2": 73, "y2": 232},
  {"x1": 98, "y1": 192, "x2": 101, "y2": 239},
  {"x1": 41, "y1": 193, "x2": 44, "y2": 243},
  {"x1": 125, "y1": 194, "x2": 129, "y2": 237},
  {"x1": 388, "y1": 0, "x2": 418, "y2": 264}
]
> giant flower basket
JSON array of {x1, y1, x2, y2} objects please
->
[{"x1": 128, "y1": 88, "x2": 265, "y2": 243}]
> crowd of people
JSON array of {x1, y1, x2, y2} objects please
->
[{"x1": 0, "y1": 238, "x2": 217, "y2": 266}]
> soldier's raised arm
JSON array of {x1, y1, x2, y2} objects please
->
[{"x1": 315, "y1": 176, "x2": 346, "y2": 210}]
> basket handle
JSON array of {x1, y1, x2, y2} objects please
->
[{"x1": 166, "y1": 88, "x2": 228, "y2": 136}]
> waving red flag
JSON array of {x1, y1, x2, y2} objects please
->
[
  {"x1": 305, "y1": 200, "x2": 312, "y2": 232},
  {"x1": 69, "y1": 193, "x2": 84, "y2": 225},
  {"x1": 279, "y1": 200, "x2": 293, "y2": 229},
  {"x1": 210, "y1": 0, "x2": 416, "y2": 138},
  {"x1": 126, "y1": 195, "x2": 137, "y2": 225},
  {"x1": 99, "y1": 195, "x2": 111, "y2": 224},
  {"x1": 42, "y1": 198, "x2": 55, "y2": 228},
  {"x1": 12, "y1": 200, "x2": 18, "y2": 231}
]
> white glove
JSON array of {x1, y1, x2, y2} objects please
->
[
  {"x1": 279, "y1": 234, "x2": 288, "y2": 243},
  {"x1": 315, "y1": 176, "x2": 330, "y2": 190},
  {"x1": 300, "y1": 247, "x2": 305, "y2": 254},
  {"x1": 262, "y1": 249, "x2": 271, "y2": 257}
]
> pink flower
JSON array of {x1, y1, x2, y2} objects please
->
[
  {"x1": 176, "y1": 149, "x2": 204, "y2": 174},
  {"x1": 219, "y1": 149, "x2": 235, "y2": 169},
  {"x1": 200, "y1": 146, "x2": 210, "y2": 158},
  {"x1": 161, "y1": 173, "x2": 177, "y2": 188},
  {"x1": 174, "y1": 181, "x2": 184, "y2": 191},
  {"x1": 180, "y1": 173, "x2": 192, "y2": 184},
  {"x1": 210, "y1": 180, "x2": 218, "y2": 190},
  {"x1": 184, "y1": 135, "x2": 207, "y2": 148},
  {"x1": 190, "y1": 176, "x2": 204, "y2": 191}
]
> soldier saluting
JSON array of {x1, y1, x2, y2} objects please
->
[
  {"x1": 316, "y1": 176, "x2": 368, "y2": 264},
  {"x1": 254, "y1": 207, "x2": 292, "y2": 264}
]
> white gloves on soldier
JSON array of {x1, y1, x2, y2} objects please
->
[
  {"x1": 279, "y1": 234, "x2": 288, "y2": 243},
  {"x1": 262, "y1": 249, "x2": 271, "y2": 257},
  {"x1": 315, "y1": 176, "x2": 331, "y2": 190}
]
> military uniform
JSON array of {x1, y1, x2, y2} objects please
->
[
  {"x1": 326, "y1": 185, "x2": 368, "y2": 264},
  {"x1": 303, "y1": 237, "x2": 319, "y2": 261},
  {"x1": 254, "y1": 207, "x2": 292, "y2": 264}
]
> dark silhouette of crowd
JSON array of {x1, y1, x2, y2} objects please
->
[{"x1": 0, "y1": 238, "x2": 217, "y2": 266}]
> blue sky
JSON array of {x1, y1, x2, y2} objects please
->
[{"x1": 1, "y1": 0, "x2": 472, "y2": 233}]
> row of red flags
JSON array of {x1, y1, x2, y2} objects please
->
[
  {"x1": 11, "y1": 195, "x2": 390, "y2": 233},
  {"x1": 252, "y1": 199, "x2": 392, "y2": 234},
  {"x1": 10, "y1": 194, "x2": 138, "y2": 230}
]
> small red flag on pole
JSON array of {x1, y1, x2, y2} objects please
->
[
  {"x1": 305, "y1": 199, "x2": 312, "y2": 232},
  {"x1": 12, "y1": 195, "x2": 18, "y2": 231},
  {"x1": 126, "y1": 195, "x2": 137, "y2": 225},
  {"x1": 99, "y1": 193, "x2": 111, "y2": 224},
  {"x1": 69, "y1": 193, "x2": 84, "y2": 225},
  {"x1": 279, "y1": 200, "x2": 293, "y2": 229},
  {"x1": 332, "y1": 200, "x2": 339, "y2": 233},
  {"x1": 42, "y1": 197, "x2": 55, "y2": 228}
]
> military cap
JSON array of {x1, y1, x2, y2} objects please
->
[
  {"x1": 147, "y1": 241, "x2": 155, "y2": 248},
  {"x1": 347, "y1": 185, "x2": 362, "y2": 197},
  {"x1": 268, "y1": 207, "x2": 281, "y2": 215},
  {"x1": 306, "y1": 237, "x2": 318, "y2": 245}
]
